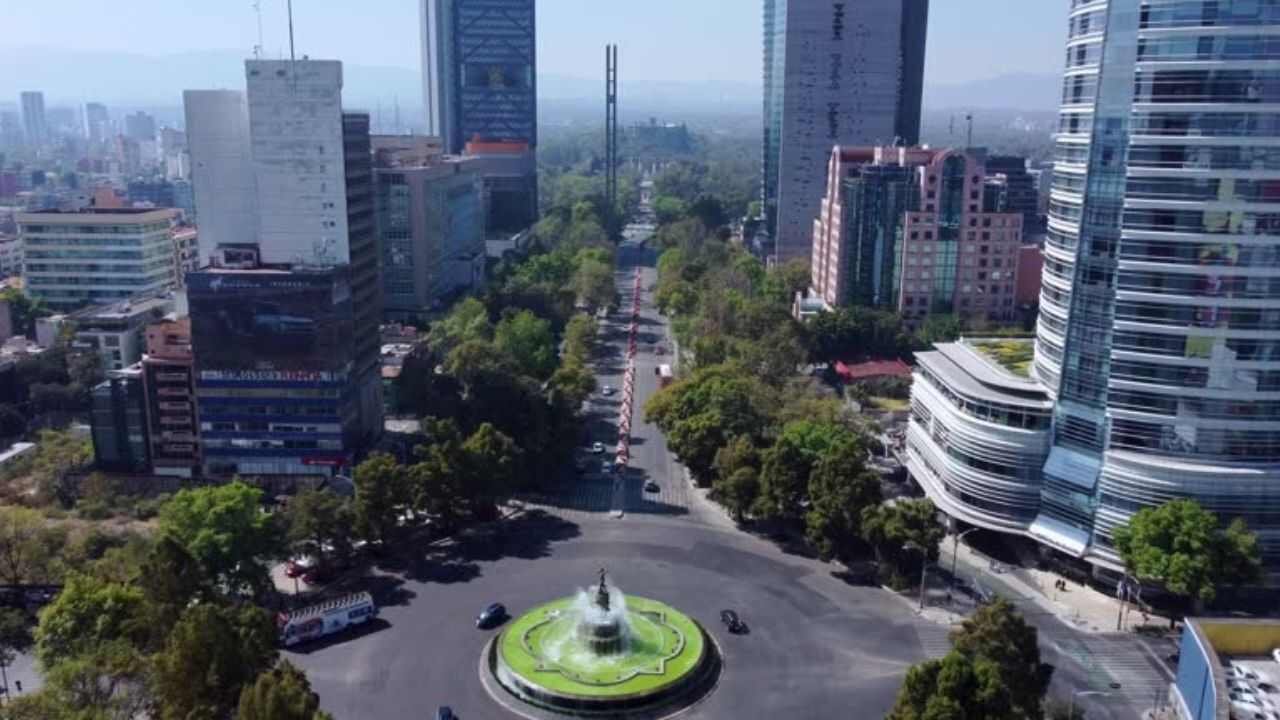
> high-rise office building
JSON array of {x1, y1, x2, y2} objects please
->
[
  {"x1": 375, "y1": 151, "x2": 486, "y2": 320},
  {"x1": 184, "y1": 59, "x2": 384, "y2": 477},
  {"x1": 420, "y1": 0, "x2": 537, "y2": 153},
  {"x1": 762, "y1": 0, "x2": 929, "y2": 263},
  {"x1": 124, "y1": 111, "x2": 157, "y2": 142},
  {"x1": 420, "y1": 0, "x2": 539, "y2": 233},
  {"x1": 19, "y1": 92, "x2": 47, "y2": 147},
  {"x1": 184, "y1": 90, "x2": 259, "y2": 265},
  {"x1": 810, "y1": 146, "x2": 1023, "y2": 328},
  {"x1": 84, "y1": 102, "x2": 109, "y2": 145},
  {"x1": 909, "y1": 0, "x2": 1280, "y2": 574}
]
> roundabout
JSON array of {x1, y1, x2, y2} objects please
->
[{"x1": 487, "y1": 571, "x2": 718, "y2": 716}]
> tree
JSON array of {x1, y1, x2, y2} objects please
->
[
  {"x1": 237, "y1": 661, "x2": 333, "y2": 720},
  {"x1": 353, "y1": 453, "x2": 407, "y2": 544},
  {"x1": 688, "y1": 193, "x2": 727, "y2": 230},
  {"x1": 805, "y1": 438, "x2": 882, "y2": 561},
  {"x1": 755, "y1": 421, "x2": 849, "y2": 522},
  {"x1": 562, "y1": 313, "x2": 599, "y2": 364},
  {"x1": 135, "y1": 536, "x2": 210, "y2": 642},
  {"x1": 494, "y1": 309, "x2": 558, "y2": 379},
  {"x1": 716, "y1": 468, "x2": 760, "y2": 523},
  {"x1": 548, "y1": 359, "x2": 596, "y2": 409},
  {"x1": 570, "y1": 257, "x2": 615, "y2": 312},
  {"x1": 652, "y1": 196, "x2": 687, "y2": 225},
  {"x1": 950, "y1": 598, "x2": 1053, "y2": 719},
  {"x1": 462, "y1": 422, "x2": 520, "y2": 517},
  {"x1": 645, "y1": 364, "x2": 771, "y2": 484},
  {"x1": 0, "y1": 506, "x2": 56, "y2": 586},
  {"x1": 861, "y1": 499, "x2": 945, "y2": 588},
  {"x1": 27, "y1": 429, "x2": 93, "y2": 507},
  {"x1": 34, "y1": 574, "x2": 150, "y2": 668},
  {"x1": 0, "y1": 288, "x2": 50, "y2": 337},
  {"x1": 152, "y1": 603, "x2": 278, "y2": 720},
  {"x1": 915, "y1": 313, "x2": 964, "y2": 347},
  {"x1": 157, "y1": 482, "x2": 283, "y2": 596},
  {"x1": 0, "y1": 404, "x2": 25, "y2": 438},
  {"x1": 425, "y1": 297, "x2": 492, "y2": 358},
  {"x1": 887, "y1": 650, "x2": 1017, "y2": 720},
  {"x1": 0, "y1": 606, "x2": 31, "y2": 689},
  {"x1": 11, "y1": 640, "x2": 151, "y2": 720},
  {"x1": 1112, "y1": 498, "x2": 1262, "y2": 610},
  {"x1": 286, "y1": 489, "x2": 353, "y2": 565}
]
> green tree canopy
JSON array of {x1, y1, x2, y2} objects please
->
[
  {"x1": 861, "y1": 498, "x2": 945, "y2": 587},
  {"x1": 887, "y1": 650, "x2": 1017, "y2": 720},
  {"x1": 805, "y1": 437, "x2": 882, "y2": 561},
  {"x1": 158, "y1": 482, "x2": 282, "y2": 595},
  {"x1": 950, "y1": 598, "x2": 1053, "y2": 719},
  {"x1": 1112, "y1": 498, "x2": 1262, "y2": 607},
  {"x1": 35, "y1": 573, "x2": 150, "y2": 668},
  {"x1": 755, "y1": 421, "x2": 852, "y2": 522},
  {"x1": 152, "y1": 603, "x2": 278, "y2": 720},
  {"x1": 353, "y1": 453, "x2": 408, "y2": 544},
  {"x1": 425, "y1": 297, "x2": 492, "y2": 358},
  {"x1": 237, "y1": 660, "x2": 332, "y2": 720},
  {"x1": 494, "y1": 309, "x2": 558, "y2": 380}
]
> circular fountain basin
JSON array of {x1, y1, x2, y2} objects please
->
[{"x1": 490, "y1": 595, "x2": 717, "y2": 716}]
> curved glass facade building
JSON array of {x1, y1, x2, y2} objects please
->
[
  {"x1": 912, "y1": 0, "x2": 1280, "y2": 573},
  {"x1": 1037, "y1": 0, "x2": 1280, "y2": 567}
]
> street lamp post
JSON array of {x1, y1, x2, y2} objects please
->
[
  {"x1": 1069, "y1": 689, "x2": 1110, "y2": 718},
  {"x1": 950, "y1": 527, "x2": 981, "y2": 597}
]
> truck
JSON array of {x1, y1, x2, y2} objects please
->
[
  {"x1": 657, "y1": 364, "x2": 674, "y2": 388},
  {"x1": 277, "y1": 592, "x2": 377, "y2": 647}
]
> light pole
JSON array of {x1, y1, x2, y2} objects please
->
[
  {"x1": 1069, "y1": 689, "x2": 1110, "y2": 718},
  {"x1": 950, "y1": 527, "x2": 981, "y2": 597},
  {"x1": 904, "y1": 543, "x2": 929, "y2": 611}
]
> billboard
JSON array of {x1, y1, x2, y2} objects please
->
[{"x1": 188, "y1": 269, "x2": 354, "y2": 374}]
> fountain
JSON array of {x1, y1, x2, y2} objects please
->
[{"x1": 485, "y1": 569, "x2": 719, "y2": 717}]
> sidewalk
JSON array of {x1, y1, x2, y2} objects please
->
[{"x1": 949, "y1": 535, "x2": 1161, "y2": 634}]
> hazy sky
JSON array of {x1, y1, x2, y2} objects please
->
[{"x1": 3, "y1": 0, "x2": 1069, "y2": 86}]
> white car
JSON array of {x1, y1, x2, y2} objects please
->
[
  {"x1": 1274, "y1": 647, "x2": 1280, "y2": 665},
  {"x1": 601, "y1": 386, "x2": 616, "y2": 396},
  {"x1": 591, "y1": 442, "x2": 605, "y2": 454}
]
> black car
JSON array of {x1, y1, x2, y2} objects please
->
[
  {"x1": 436, "y1": 707, "x2": 455, "y2": 720},
  {"x1": 720, "y1": 609, "x2": 746, "y2": 634},
  {"x1": 476, "y1": 603, "x2": 507, "y2": 629},
  {"x1": 644, "y1": 480, "x2": 660, "y2": 493}
]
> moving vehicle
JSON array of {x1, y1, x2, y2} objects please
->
[
  {"x1": 644, "y1": 481, "x2": 659, "y2": 493},
  {"x1": 720, "y1": 609, "x2": 746, "y2": 634},
  {"x1": 601, "y1": 386, "x2": 616, "y2": 396},
  {"x1": 277, "y1": 592, "x2": 377, "y2": 647},
  {"x1": 436, "y1": 707, "x2": 456, "y2": 720},
  {"x1": 477, "y1": 602, "x2": 507, "y2": 629},
  {"x1": 591, "y1": 442, "x2": 605, "y2": 454},
  {"x1": 658, "y1": 364, "x2": 674, "y2": 388}
]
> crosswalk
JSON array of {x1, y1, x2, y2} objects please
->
[
  {"x1": 1054, "y1": 634, "x2": 1170, "y2": 712},
  {"x1": 915, "y1": 623, "x2": 954, "y2": 659}
]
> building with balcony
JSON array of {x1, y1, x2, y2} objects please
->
[
  {"x1": 18, "y1": 207, "x2": 181, "y2": 311},
  {"x1": 911, "y1": 0, "x2": 1280, "y2": 576},
  {"x1": 809, "y1": 146, "x2": 1024, "y2": 328},
  {"x1": 142, "y1": 316, "x2": 199, "y2": 478}
]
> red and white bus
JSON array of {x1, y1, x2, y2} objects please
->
[{"x1": 278, "y1": 592, "x2": 377, "y2": 647}]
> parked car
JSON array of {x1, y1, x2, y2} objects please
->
[
  {"x1": 1273, "y1": 647, "x2": 1280, "y2": 665},
  {"x1": 601, "y1": 386, "x2": 616, "y2": 396},
  {"x1": 591, "y1": 442, "x2": 606, "y2": 454},
  {"x1": 477, "y1": 603, "x2": 507, "y2": 629},
  {"x1": 644, "y1": 481, "x2": 659, "y2": 493},
  {"x1": 720, "y1": 609, "x2": 746, "y2": 634},
  {"x1": 436, "y1": 707, "x2": 456, "y2": 720}
]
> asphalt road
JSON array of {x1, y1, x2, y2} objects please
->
[{"x1": 288, "y1": 228, "x2": 936, "y2": 718}]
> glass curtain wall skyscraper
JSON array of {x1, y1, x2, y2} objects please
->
[
  {"x1": 761, "y1": 0, "x2": 929, "y2": 263},
  {"x1": 907, "y1": 0, "x2": 1280, "y2": 575},
  {"x1": 1035, "y1": 0, "x2": 1280, "y2": 567}
]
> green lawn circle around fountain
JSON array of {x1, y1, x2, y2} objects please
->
[{"x1": 496, "y1": 595, "x2": 708, "y2": 703}]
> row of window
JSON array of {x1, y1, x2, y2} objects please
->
[
  {"x1": 1117, "y1": 270, "x2": 1280, "y2": 299},
  {"x1": 1116, "y1": 300, "x2": 1280, "y2": 330},
  {"x1": 1114, "y1": 331, "x2": 1280, "y2": 361},
  {"x1": 1138, "y1": 1, "x2": 1280, "y2": 30},
  {"x1": 1110, "y1": 418, "x2": 1280, "y2": 463}
]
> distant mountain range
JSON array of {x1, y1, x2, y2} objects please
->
[{"x1": 0, "y1": 47, "x2": 1060, "y2": 119}]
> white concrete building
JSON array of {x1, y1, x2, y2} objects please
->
[
  {"x1": 183, "y1": 90, "x2": 258, "y2": 266},
  {"x1": 18, "y1": 208, "x2": 180, "y2": 311},
  {"x1": 0, "y1": 236, "x2": 21, "y2": 277},
  {"x1": 245, "y1": 59, "x2": 350, "y2": 266}
]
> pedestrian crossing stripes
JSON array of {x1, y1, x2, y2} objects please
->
[
  {"x1": 915, "y1": 623, "x2": 953, "y2": 659},
  {"x1": 1082, "y1": 634, "x2": 1170, "y2": 711}
]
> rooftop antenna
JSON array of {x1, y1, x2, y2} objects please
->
[
  {"x1": 287, "y1": 0, "x2": 297, "y2": 63},
  {"x1": 252, "y1": 0, "x2": 264, "y2": 58}
]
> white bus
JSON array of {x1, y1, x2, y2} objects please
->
[{"x1": 278, "y1": 592, "x2": 377, "y2": 647}]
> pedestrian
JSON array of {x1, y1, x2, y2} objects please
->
[{"x1": 14, "y1": 681, "x2": 20, "y2": 693}]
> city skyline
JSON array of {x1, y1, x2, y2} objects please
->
[{"x1": 4, "y1": 1, "x2": 1068, "y2": 92}]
